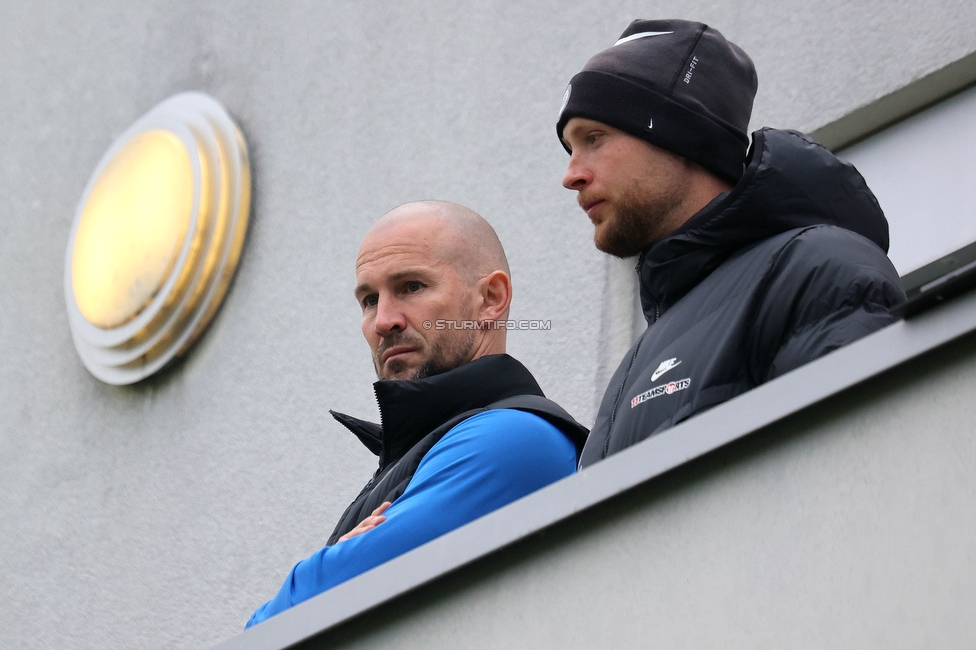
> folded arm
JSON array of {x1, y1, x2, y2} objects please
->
[{"x1": 246, "y1": 409, "x2": 576, "y2": 628}]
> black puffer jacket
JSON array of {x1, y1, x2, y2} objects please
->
[{"x1": 580, "y1": 128, "x2": 906, "y2": 467}]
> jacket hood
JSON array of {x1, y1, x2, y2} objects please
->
[{"x1": 639, "y1": 128, "x2": 889, "y2": 318}]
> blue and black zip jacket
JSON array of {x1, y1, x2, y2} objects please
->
[{"x1": 247, "y1": 354, "x2": 587, "y2": 627}]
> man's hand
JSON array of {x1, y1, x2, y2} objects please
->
[{"x1": 337, "y1": 502, "x2": 391, "y2": 543}]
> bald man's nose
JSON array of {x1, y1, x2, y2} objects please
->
[{"x1": 372, "y1": 295, "x2": 406, "y2": 335}]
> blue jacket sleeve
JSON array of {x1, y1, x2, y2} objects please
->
[{"x1": 246, "y1": 409, "x2": 576, "y2": 627}]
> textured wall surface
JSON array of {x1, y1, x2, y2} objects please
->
[{"x1": 1, "y1": 1, "x2": 974, "y2": 648}]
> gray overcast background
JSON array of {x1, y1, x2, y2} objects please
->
[{"x1": 1, "y1": 1, "x2": 974, "y2": 648}]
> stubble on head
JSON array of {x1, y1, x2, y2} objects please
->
[{"x1": 362, "y1": 200, "x2": 509, "y2": 381}]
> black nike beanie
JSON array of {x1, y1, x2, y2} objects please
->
[{"x1": 556, "y1": 19, "x2": 758, "y2": 184}]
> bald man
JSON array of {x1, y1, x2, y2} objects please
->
[{"x1": 246, "y1": 201, "x2": 587, "y2": 627}]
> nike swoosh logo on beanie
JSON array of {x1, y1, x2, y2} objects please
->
[{"x1": 614, "y1": 31, "x2": 673, "y2": 46}]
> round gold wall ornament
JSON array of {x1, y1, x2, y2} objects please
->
[{"x1": 64, "y1": 92, "x2": 251, "y2": 385}]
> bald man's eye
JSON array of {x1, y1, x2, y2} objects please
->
[
  {"x1": 361, "y1": 294, "x2": 378, "y2": 309},
  {"x1": 405, "y1": 281, "x2": 424, "y2": 293}
]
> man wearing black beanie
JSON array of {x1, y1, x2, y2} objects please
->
[{"x1": 557, "y1": 19, "x2": 906, "y2": 467}]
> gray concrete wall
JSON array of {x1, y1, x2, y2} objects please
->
[{"x1": 1, "y1": 1, "x2": 974, "y2": 648}]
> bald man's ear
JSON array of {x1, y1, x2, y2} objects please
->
[{"x1": 477, "y1": 271, "x2": 512, "y2": 322}]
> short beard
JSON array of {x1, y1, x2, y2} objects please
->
[
  {"x1": 586, "y1": 155, "x2": 692, "y2": 258},
  {"x1": 375, "y1": 330, "x2": 476, "y2": 381},
  {"x1": 594, "y1": 188, "x2": 686, "y2": 258},
  {"x1": 414, "y1": 330, "x2": 475, "y2": 380}
]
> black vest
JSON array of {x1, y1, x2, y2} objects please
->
[{"x1": 326, "y1": 354, "x2": 588, "y2": 545}]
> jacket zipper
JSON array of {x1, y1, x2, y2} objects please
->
[
  {"x1": 373, "y1": 384, "x2": 387, "y2": 472},
  {"x1": 602, "y1": 336, "x2": 644, "y2": 459},
  {"x1": 600, "y1": 298, "x2": 659, "y2": 460}
]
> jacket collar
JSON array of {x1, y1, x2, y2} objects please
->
[{"x1": 331, "y1": 354, "x2": 545, "y2": 469}]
